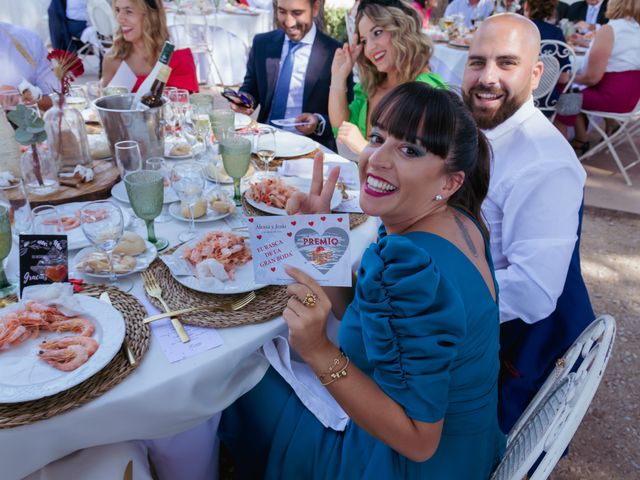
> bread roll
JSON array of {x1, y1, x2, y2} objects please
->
[
  {"x1": 181, "y1": 198, "x2": 207, "y2": 218},
  {"x1": 113, "y1": 231, "x2": 146, "y2": 256},
  {"x1": 170, "y1": 142, "x2": 192, "y2": 156}
]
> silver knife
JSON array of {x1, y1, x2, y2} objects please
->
[{"x1": 100, "y1": 292, "x2": 136, "y2": 366}]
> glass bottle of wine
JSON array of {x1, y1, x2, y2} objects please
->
[
  {"x1": 133, "y1": 41, "x2": 175, "y2": 108},
  {"x1": 140, "y1": 64, "x2": 172, "y2": 109}
]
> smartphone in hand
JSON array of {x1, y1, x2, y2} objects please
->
[{"x1": 222, "y1": 88, "x2": 254, "y2": 109}]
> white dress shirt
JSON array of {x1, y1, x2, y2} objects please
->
[
  {"x1": 444, "y1": 0, "x2": 495, "y2": 29},
  {"x1": 585, "y1": 1, "x2": 603, "y2": 25},
  {"x1": 481, "y1": 98, "x2": 587, "y2": 324},
  {"x1": 0, "y1": 23, "x2": 57, "y2": 94},
  {"x1": 278, "y1": 23, "x2": 316, "y2": 120},
  {"x1": 66, "y1": 0, "x2": 88, "y2": 21}
]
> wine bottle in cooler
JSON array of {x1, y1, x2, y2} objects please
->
[
  {"x1": 140, "y1": 64, "x2": 172, "y2": 108},
  {"x1": 133, "y1": 41, "x2": 175, "y2": 108}
]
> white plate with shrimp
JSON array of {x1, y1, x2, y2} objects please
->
[
  {"x1": 245, "y1": 177, "x2": 342, "y2": 216},
  {"x1": 168, "y1": 231, "x2": 266, "y2": 294},
  {"x1": 42, "y1": 202, "x2": 131, "y2": 250},
  {"x1": 0, "y1": 295, "x2": 125, "y2": 403}
]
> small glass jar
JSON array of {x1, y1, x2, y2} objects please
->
[{"x1": 21, "y1": 143, "x2": 60, "y2": 196}]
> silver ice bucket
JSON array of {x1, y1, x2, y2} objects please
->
[{"x1": 93, "y1": 94, "x2": 166, "y2": 161}]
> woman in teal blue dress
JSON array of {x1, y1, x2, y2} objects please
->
[
  {"x1": 328, "y1": 0, "x2": 446, "y2": 155},
  {"x1": 219, "y1": 83, "x2": 505, "y2": 479}
]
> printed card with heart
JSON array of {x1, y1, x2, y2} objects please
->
[{"x1": 247, "y1": 214, "x2": 352, "y2": 286}]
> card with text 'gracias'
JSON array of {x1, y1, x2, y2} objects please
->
[{"x1": 247, "y1": 214, "x2": 352, "y2": 287}]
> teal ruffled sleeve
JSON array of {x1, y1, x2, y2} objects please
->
[{"x1": 356, "y1": 234, "x2": 466, "y2": 423}]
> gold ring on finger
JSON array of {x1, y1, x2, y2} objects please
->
[{"x1": 302, "y1": 292, "x2": 318, "y2": 308}]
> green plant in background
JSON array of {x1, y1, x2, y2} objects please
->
[
  {"x1": 8, "y1": 104, "x2": 47, "y2": 186},
  {"x1": 324, "y1": 7, "x2": 349, "y2": 44}
]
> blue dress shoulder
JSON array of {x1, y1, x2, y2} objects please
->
[{"x1": 219, "y1": 226, "x2": 505, "y2": 479}]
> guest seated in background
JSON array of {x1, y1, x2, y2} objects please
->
[
  {"x1": 525, "y1": 0, "x2": 572, "y2": 112},
  {"x1": 329, "y1": 0, "x2": 446, "y2": 155},
  {"x1": 461, "y1": 13, "x2": 594, "y2": 433},
  {"x1": 554, "y1": 0, "x2": 640, "y2": 154},
  {"x1": 444, "y1": 0, "x2": 494, "y2": 29},
  {"x1": 219, "y1": 82, "x2": 505, "y2": 479},
  {"x1": 229, "y1": 0, "x2": 351, "y2": 151},
  {"x1": 566, "y1": 0, "x2": 610, "y2": 29},
  {"x1": 412, "y1": 0, "x2": 438, "y2": 26},
  {"x1": 101, "y1": 0, "x2": 199, "y2": 93},
  {"x1": 0, "y1": 22, "x2": 55, "y2": 111},
  {"x1": 48, "y1": 0, "x2": 89, "y2": 53}
]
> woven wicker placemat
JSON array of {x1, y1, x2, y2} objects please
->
[
  {"x1": 241, "y1": 192, "x2": 369, "y2": 230},
  {"x1": 0, "y1": 285, "x2": 150, "y2": 428},
  {"x1": 146, "y1": 250, "x2": 289, "y2": 328}
]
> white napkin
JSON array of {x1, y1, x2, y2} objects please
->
[
  {"x1": 20, "y1": 283, "x2": 87, "y2": 317},
  {"x1": 262, "y1": 336, "x2": 350, "y2": 431}
]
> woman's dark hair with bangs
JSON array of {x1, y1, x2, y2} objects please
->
[{"x1": 370, "y1": 82, "x2": 492, "y2": 238}]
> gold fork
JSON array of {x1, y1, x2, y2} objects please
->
[
  {"x1": 143, "y1": 291, "x2": 257, "y2": 323},
  {"x1": 141, "y1": 271, "x2": 190, "y2": 343}
]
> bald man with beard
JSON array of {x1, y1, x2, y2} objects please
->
[{"x1": 461, "y1": 14, "x2": 595, "y2": 434}]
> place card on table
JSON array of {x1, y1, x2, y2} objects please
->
[
  {"x1": 247, "y1": 214, "x2": 352, "y2": 287},
  {"x1": 149, "y1": 320, "x2": 224, "y2": 363},
  {"x1": 18, "y1": 234, "x2": 68, "y2": 296}
]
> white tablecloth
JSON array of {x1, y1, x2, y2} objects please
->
[
  {"x1": 0, "y1": 162, "x2": 377, "y2": 480},
  {"x1": 167, "y1": 9, "x2": 273, "y2": 85}
]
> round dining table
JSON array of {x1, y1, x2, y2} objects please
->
[{"x1": 0, "y1": 155, "x2": 377, "y2": 480}]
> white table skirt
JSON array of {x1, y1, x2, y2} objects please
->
[
  {"x1": 167, "y1": 10, "x2": 272, "y2": 85},
  {"x1": 0, "y1": 164, "x2": 377, "y2": 480}
]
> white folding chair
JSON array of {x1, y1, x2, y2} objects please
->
[
  {"x1": 579, "y1": 98, "x2": 640, "y2": 186},
  {"x1": 491, "y1": 315, "x2": 616, "y2": 480},
  {"x1": 533, "y1": 40, "x2": 577, "y2": 120},
  {"x1": 86, "y1": 0, "x2": 117, "y2": 56}
]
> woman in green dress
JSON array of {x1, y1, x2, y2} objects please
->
[{"x1": 329, "y1": 0, "x2": 447, "y2": 155}]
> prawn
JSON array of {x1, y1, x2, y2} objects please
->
[
  {"x1": 38, "y1": 336, "x2": 98, "y2": 371},
  {"x1": 47, "y1": 317, "x2": 95, "y2": 337}
]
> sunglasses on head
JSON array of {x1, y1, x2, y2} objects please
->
[{"x1": 144, "y1": 0, "x2": 157, "y2": 10}]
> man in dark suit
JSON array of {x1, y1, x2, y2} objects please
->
[
  {"x1": 566, "y1": 0, "x2": 609, "y2": 27},
  {"x1": 229, "y1": 0, "x2": 352, "y2": 151}
]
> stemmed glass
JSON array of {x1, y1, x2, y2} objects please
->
[
  {"x1": 80, "y1": 201, "x2": 130, "y2": 290},
  {"x1": 220, "y1": 129, "x2": 252, "y2": 205},
  {"x1": 171, "y1": 162, "x2": 205, "y2": 242},
  {"x1": 0, "y1": 205, "x2": 16, "y2": 297},
  {"x1": 144, "y1": 157, "x2": 172, "y2": 223},
  {"x1": 115, "y1": 140, "x2": 144, "y2": 228},
  {"x1": 124, "y1": 170, "x2": 169, "y2": 251},
  {"x1": 66, "y1": 85, "x2": 89, "y2": 111},
  {"x1": 255, "y1": 126, "x2": 277, "y2": 172},
  {"x1": 210, "y1": 109, "x2": 235, "y2": 145},
  {"x1": 0, "y1": 179, "x2": 32, "y2": 234}
]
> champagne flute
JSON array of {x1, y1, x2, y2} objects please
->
[
  {"x1": 220, "y1": 129, "x2": 251, "y2": 205},
  {"x1": 255, "y1": 126, "x2": 277, "y2": 172},
  {"x1": 171, "y1": 162, "x2": 205, "y2": 242},
  {"x1": 32, "y1": 205, "x2": 63, "y2": 234},
  {"x1": 0, "y1": 205, "x2": 16, "y2": 297},
  {"x1": 144, "y1": 157, "x2": 172, "y2": 223},
  {"x1": 124, "y1": 170, "x2": 169, "y2": 251},
  {"x1": 115, "y1": 140, "x2": 144, "y2": 228},
  {"x1": 0, "y1": 179, "x2": 32, "y2": 234},
  {"x1": 80, "y1": 201, "x2": 130, "y2": 289}
]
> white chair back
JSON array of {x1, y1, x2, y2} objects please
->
[
  {"x1": 533, "y1": 40, "x2": 577, "y2": 116},
  {"x1": 491, "y1": 315, "x2": 616, "y2": 480},
  {"x1": 87, "y1": 0, "x2": 118, "y2": 39}
]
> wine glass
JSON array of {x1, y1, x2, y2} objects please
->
[
  {"x1": 171, "y1": 162, "x2": 205, "y2": 242},
  {"x1": 255, "y1": 126, "x2": 277, "y2": 172},
  {"x1": 144, "y1": 157, "x2": 172, "y2": 223},
  {"x1": 210, "y1": 109, "x2": 236, "y2": 144},
  {"x1": 115, "y1": 140, "x2": 144, "y2": 228},
  {"x1": 32, "y1": 205, "x2": 63, "y2": 234},
  {"x1": 0, "y1": 205, "x2": 16, "y2": 297},
  {"x1": 124, "y1": 170, "x2": 169, "y2": 251},
  {"x1": 0, "y1": 179, "x2": 32, "y2": 234},
  {"x1": 80, "y1": 201, "x2": 129, "y2": 289},
  {"x1": 66, "y1": 85, "x2": 88, "y2": 111},
  {"x1": 220, "y1": 129, "x2": 252, "y2": 205}
]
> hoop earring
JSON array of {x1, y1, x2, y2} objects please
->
[{"x1": 434, "y1": 194, "x2": 443, "y2": 201}]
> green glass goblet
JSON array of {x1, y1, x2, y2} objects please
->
[
  {"x1": 0, "y1": 205, "x2": 16, "y2": 297},
  {"x1": 124, "y1": 171, "x2": 169, "y2": 251},
  {"x1": 220, "y1": 129, "x2": 252, "y2": 205}
]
